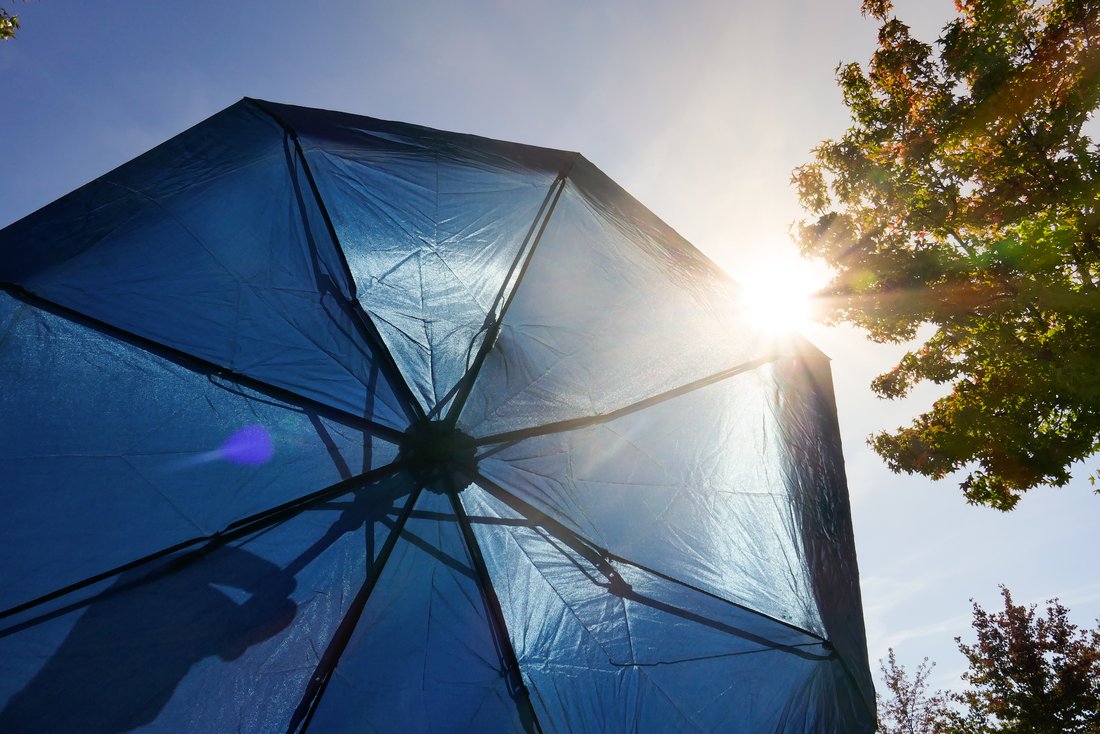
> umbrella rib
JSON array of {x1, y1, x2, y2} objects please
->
[
  {"x1": 246, "y1": 97, "x2": 425, "y2": 425},
  {"x1": 471, "y1": 471, "x2": 828, "y2": 646},
  {"x1": 287, "y1": 484, "x2": 426, "y2": 734},
  {"x1": 0, "y1": 461, "x2": 406, "y2": 633},
  {"x1": 474, "y1": 354, "x2": 781, "y2": 446},
  {"x1": 443, "y1": 154, "x2": 579, "y2": 428},
  {"x1": 447, "y1": 483, "x2": 545, "y2": 734},
  {"x1": 0, "y1": 282, "x2": 406, "y2": 445}
]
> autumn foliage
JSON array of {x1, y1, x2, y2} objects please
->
[
  {"x1": 877, "y1": 588, "x2": 1100, "y2": 733},
  {"x1": 946, "y1": 588, "x2": 1100, "y2": 733},
  {"x1": 795, "y1": 0, "x2": 1100, "y2": 508}
]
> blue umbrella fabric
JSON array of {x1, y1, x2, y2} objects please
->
[{"x1": 0, "y1": 99, "x2": 876, "y2": 733}]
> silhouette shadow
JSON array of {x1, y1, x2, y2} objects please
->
[
  {"x1": 0, "y1": 546, "x2": 297, "y2": 734},
  {"x1": 0, "y1": 468, "x2": 419, "y2": 734}
]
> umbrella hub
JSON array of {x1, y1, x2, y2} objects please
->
[{"x1": 399, "y1": 420, "x2": 477, "y2": 493}]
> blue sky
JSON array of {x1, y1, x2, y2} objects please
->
[{"x1": 2, "y1": 0, "x2": 1096, "y2": 693}]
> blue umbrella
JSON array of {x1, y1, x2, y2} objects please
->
[{"x1": 0, "y1": 99, "x2": 875, "y2": 732}]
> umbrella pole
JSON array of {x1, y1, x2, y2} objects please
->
[
  {"x1": 286, "y1": 484, "x2": 427, "y2": 733},
  {"x1": 447, "y1": 485, "x2": 544, "y2": 734}
]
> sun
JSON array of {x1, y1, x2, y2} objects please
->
[{"x1": 738, "y1": 256, "x2": 831, "y2": 335}]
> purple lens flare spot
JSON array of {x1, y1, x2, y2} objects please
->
[{"x1": 218, "y1": 424, "x2": 274, "y2": 465}]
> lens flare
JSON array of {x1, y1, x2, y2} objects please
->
[{"x1": 218, "y1": 424, "x2": 274, "y2": 465}]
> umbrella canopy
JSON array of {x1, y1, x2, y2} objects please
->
[{"x1": 0, "y1": 99, "x2": 876, "y2": 733}]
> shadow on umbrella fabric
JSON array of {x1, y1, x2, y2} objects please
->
[{"x1": 0, "y1": 547, "x2": 296, "y2": 733}]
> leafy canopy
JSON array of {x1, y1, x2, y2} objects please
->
[
  {"x1": 794, "y1": 0, "x2": 1100, "y2": 509},
  {"x1": 0, "y1": 9, "x2": 17, "y2": 41},
  {"x1": 875, "y1": 588, "x2": 1100, "y2": 733},
  {"x1": 947, "y1": 587, "x2": 1100, "y2": 733},
  {"x1": 876, "y1": 650, "x2": 952, "y2": 733}
]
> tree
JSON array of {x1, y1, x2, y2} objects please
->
[
  {"x1": 0, "y1": 8, "x2": 17, "y2": 41},
  {"x1": 944, "y1": 587, "x2": 1100, "y2": 733},
  {"x1": 877, "y1": 649, "x2": 952, "y2": 734},
  {"x1": 875, "y1": 589, "x2": 1100, "y2": 733},
  {"x1": 793, "y1": 0, "x2": 1100, "y2": 509}
]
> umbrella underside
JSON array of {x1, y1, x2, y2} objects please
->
[{"x1": 0, "y1": 99, "x2": 876, "y2": 733}]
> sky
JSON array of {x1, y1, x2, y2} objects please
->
[{"x1": 2, "y1": 0, "x2": 1096, "y2": 694}]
